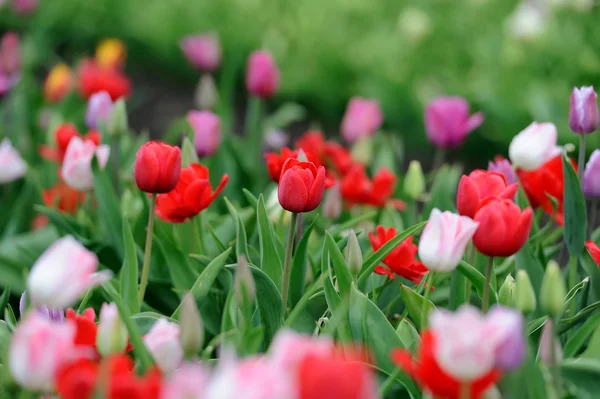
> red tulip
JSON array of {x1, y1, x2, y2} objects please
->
[
  {"x1": 39, "y1": 124, "x2": 101, "y2": 163},
  {"x1": 457, "y1": 170, "x2": 518, "y2": 218},
  {"x1": 517, "y1": 155, "x2": 576, "y2": 226},
  {"x1": 278, "y1": 158, "x2": 326, "y2": 213},
  {"x1": 369, "y1": 226, "x2": 427, "y2": 283},
  {"x1": 585, "y1": 241, "x2": 600, "y2": 266},
  {"x1": 55, "y1": 358, "x2": 97, "y2": 399},
  {"x1": 66, "y1": 308, "x2": 99, "y2": 358},
  {"x1": 340, "y1": 165, "x2": 397, "y2": 208},
  {"x1": 134, "y1": 142, "x2": 182, "y2": 194},
  {"x1": 156, "y1": 163, "x2": 228, "y2": 223},
  {"x1": 42, "y1": 182, "x2": 86, "y2": 214},
  {"x1": 78, "y1": 59, "x2": 131, "y2": 101},
  {"x1": 295, "y1": 131, "x2": 357, "y2": 177},
  {"x1": 472, "y1": 198, "x2": 533, "y2": 257},
  {"x1": 265, "y1": 147, "x2": 321, "y2": 183}
]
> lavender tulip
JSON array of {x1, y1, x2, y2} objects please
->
[
  {"x1": 487, "y1": 157, "x2": 516, "y2": 186},
  {"x1": 487, "y1": 306, "x2": 526, "y2": 370},
  {"x1": 187, "y1": 110, "x2": 221, "y2": 157},
  {"x1": 583, "y1": 149, "x2": 600, "y2": 198},
  {"x1": 569, "y1": 86, "x2": 599, "y2": 135},
  {"x1": 19, "y1": 292, "x2": 64, "y2": 322},
  {"x1": 424, "y1": 96, "x2": 484, "y2": 149},
  {"x1": 85, "y1": 91, "x2": 114, "y2": 130}
]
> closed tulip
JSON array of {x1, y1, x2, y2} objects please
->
[
  {"x1": 160, "y1": 362, "x2": 209, "y2": 399},
  {"x1": 569, "y1": 86, "x2": 599, "y2": 135},
  {"x1": 134, "y1": 141, "x2": 181, "y2": 193},
  {"x1": 486, "y1": 306, "x2": 526, "y2": 371},
  {"x1": 473, "y1": 198, "x2": 533, "y2": 257},
  {"x1": 424, "y1": 96, "x2": 484, "y2": 149},
  {"x1": 246, "y1": 50, "x2": 280, "y2": 99},
  {"x1": 508, "y1": 122, "x2": 561, "y2": 171},
  {"x1": 180, "y1": 34, "x2": 222, "y2": 72},
  {"x1": 97, "y1": 303, "x2": 128, "y2": 357},
  {"x1": 85, "y1": 90, "x2": 114, "y2": 130},
  {"x1": 0, "y1": 138, "x2": 27, "y2": 183},
  {"x1": 77, "y1": 58, "x2": 131, "y2": 101},
  {"x1": 144, "y1": 319, "x2": 184, "y2": 375},
  {"x1": 0, "y1": 32, "x2": 20, "y2": 76},
  {"x1": 27, "y1": 236, "x2": 112, "y2": 308},
  {"x1": 340, "y1": 97, "x2": 383, "y2": 144},
  {"x1": 9, "y1": 313, "x2": 75, "y2": 391},
  {"x1": 583, "y1": 149, "x2": 600, "y2": 198},
  {"x1": 12, "y1": 0, "x2": 39, "y2": 15},
  {"x1": 457, "y1": 170, "x2": 518, "y2": 218},
  {"x1": 61, "y1": 136, "x2": 110, "y2": 191},
  {"x1": 43, "y1": 63, "x2": 73, "y2": 103},
  {"x1": 418, "y1": 209, "x2": 479, "y2": 272},
  {"x1": 487, "y1": 156, "x2": 516, "y2": 186},
  {"x1": 277, "y1": 158, "x2": 326, "y2": 213},
  {"x1": 95, "y1": 39, "x2": 126, "y2": 70},
  {"x1": 187, "y1": 110, "x2": 221, "y2": 157}
]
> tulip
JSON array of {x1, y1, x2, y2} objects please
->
[
  {"x1": 340, "y1": 165, "x2": 398, "y2": 208},
  {"x1": 27, "y1": 236, "x2": 112, "y2": 308},
  {"x1": 0, "y1": 138, "x2": 27, "y2": 183},
  {"x1": 187, "y1": 110, "x2": 221, "y2": 157},
  {"x1": 418, "y1": 209, "x2": 479, "y2": 272},
  {"x1": 486, "y1": 306, "x2": 526, "y2": 371},
  {"x1": 569, "y1": 86, "x2": 599, "y2": 135},
  {"x1": 95, "y1": 38, "x2": 126, "y2": 70},
  {"x1": 585, "y1": 240, "x2": 600, "y2": 266},
  {"x1": 345, "y1": 230, "x2": 363, "y2": 278},
  {"x1": 109, "y1": 98, "x2": 128, "y2": 137},
  {"x1": 487, "y1": 156, "x2": 516, "y2": 186},
  {"x1": 233, "y1": 255, "x2": 256, "y2": 305},
  {"x1": 472, "y1": 198, "x2": 533, "y2": 257},
  {"x1": 43, "y1": 63, "x2": 73, "y2": 103},
  {"x1": 195, "y1": 74, "x2": 218, "y2": 110},
  {"x1": 160, "y1": 362, "x2": 209, "y2": 399},
  {"x1": 179, "y1": 293, "x2": 204, "y2": 359},
  {"x1": 42, "y1": 182, "x2": 86, "y2": 215},
  {"x1": 180, "y1": 34, "x2": 221, "y2": 72},
  {"x1": 12, "y1": 0, "x2": 39, "y2": 15},
  {"x1": 340, "y1": 97, "x2": 383, "y2": 144},
  {"x1": 97, "y1": 303, "x2": 128, "y2": 357},
  {"x1": 155, "y1": 163, "x2": 228, "y2": 223},
  {"x1": 19, "y1": 291, "x2": 64, "y2": 321},
  {"x1": 246, "y1": 50, "x2": 280, "y2": 99},
  {"x1": 498, "y1": 274, "x2": 516, "y2": 307},
  {"x1": 85, "y1": 90, "x2": 114, "y2": 130},
  {"x1": 515, "y1": 270, "x2": 537, "y2": 315},
  {"x1": 0, "y1": 32, "x2": 20, "y2": 76},
  {"x1": 583, "y1": 149, "x2": 600, "y2": 198},
  {"x1": 9, "y1": 313, "x2": 76, "y2": 391},
  {"x1": 61, "y1": 136, "x2": 110, "y2": 191},
  {"x1": 457, "y1": 170, "x2": 518, "y2": 218},
  {"x1": 268, "y1": 329, "x2": 333, "y2": 371},
  {"x1": 66, "y1": 308, "x2": 99, "y2": 355},
  {"x1": 508, "y1": 122, "x2": 561, "y2": 171},
  {"x1": 134, "y1": 141, "x2": 182, "y2": 194},
  {"x1": 77, "y1": 58, "x2": 131, "y2": 100},
  {"x1": 424, "y1": 96, "x2": 484, "y2": 149},
  {"x1": 538, "y1": 319, "x2": 562, "y2": 365},
  {"x1": 540, "y1": 261, "x2": 566, "y2": 317},
  {"x1": 277, "y1": 158, "x2": 326, "y2": 213},
  {"x1": 404, "y1": 160, "x2": 426, "y2": 200},
  {"x1": 322, "y1": 182, "x2": 342, "y2": 219},
  {"x1": 144, "y1": 319, "x2": 184, "y2": 374},
  {"x1": 370, "y1": 226, "x2": 428, "y2": 283}
]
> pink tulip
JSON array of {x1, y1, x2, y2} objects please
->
[
  {"x1": 424, "y1": 96, "x2": 484, "y2": 149},
  {"x1": 0, "y1": 138, "x2": 27, "y2": 183},
  {"x1": 27, "y1": 236, "x2": 112, "y2": 308},
  {"x1": 12, "y1": 0, "x2": 39, "y2": 15},
  {"x1": 508, "y1": 121, "x2": 561, "y2": 171},
  {"x1": 180, "y1": 34, "x2": 222, "y2": 72},
  {"x1": 85, "y1": 91, "x2": 114, "y2": 130},
  {"x1": 97, "y1": 303, "x2": 128, "y2": 357},
  {"x1": 487, "y1": 157, "x2": 516, "y2": 186},
  {"x1": 144, "y1": 319, "x2": 183, "y2": 374},
  {"x1": 61, "y1": 136, "x2": 110, "y2": 191},
  {"x1": 418, "y1": 208, "x2": 479, "y2": 272},
  {"x1": 161, "y1": 362, "x2": 209, "y2": 399},
  {"x1": 246, "y1": 51, "x2": 280, "y2": 99},
  {"x1": 187, "y1": 110, "x2": 221, "y2": 157},
  {"x1": 0, "y1": 32, "x2": 20, "y2": 76},
  {"x1": 268, "y1": 329, "x2": 333, "y2": 371},
  {"x1": 569, "y1": 86, "x2": 599, "y2": 135},
  {"x1": 340, "y1": 97, "x2": 383, "y2": 143},
  {"x1": 9, "y1": 313, "x2": 75, "y2": 391}
]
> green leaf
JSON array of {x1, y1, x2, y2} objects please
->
[
  {"x1": 515, "y1": 242, "x2": 545, "y2": 313},
  {"x1": 154, "y1": 234, "x2": 198, "y2": 291},
  {"x1": 325, "y1": 232, "x2": 353, "y2": 296},
  {"x1": 224, "y1": 198, "x2": 250, "y2": 262},
  {"x1": 256, "y1": 195, "x2": 283, "y2": 290},
  {"x1": 290, "y1": 220, "x2": 316, "y2": 307},
  {"x1": 33, "y1": 205, "x2": 85, "y2": 239},
  {"x1": 0, "y1": 255, "x2": 26, "y2": 293},
  {"x1": 423, "y1": 164, "x2": 462, "y2": 215},
  {"x1": 562, "y1": 152, "x2": 587, "y2": 256},
  {"x1": 581, "y1": 250, "x2": 600, "y2": 302},
  {"x1": 457, "y1": 261, "x2": 497, "y2": 306},
  {"x1": 348, "y1": 284, "x2": 421, "y2": 399},
  {"x1": 561, "y1": 358, "x2": 600, "y2": 397},
  {"x1": 449, "y1": 269, "x2": 467, "y2": 310},
  {"x1": 582, "y1": 324, "x2": 600, "y2": 359},
  {"x1": 92, "y1": 157, "x2": 124, "y2": 259},
  {"x1": 242, "y1": 188, "x2": 259, "y2": 209},
  {"x1": 399, "y1": 284, "x2": 435, "y2": 331},
  {"x1": 120, "y1": 219, "x2": 140, "y2": 314},
  {"x1": 564, "y1": 312, "x2": 600, "y2": 358},
  {"x1": 171, "y1": 248, "x2": 232, "y2": 318},
  {"x1": 559, "y1": 301, "x2": 600, "y2": 334},
  {"x1": 396, "y1": 318, "x2": 421, "y2": 352},
  {"x1": 321, "y1": 240, "x2": 341, "y2": 311}
]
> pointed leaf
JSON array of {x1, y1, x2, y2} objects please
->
[
  {"x1": 562, "y1": 152, "x2": 587, "y2": 256},
  {"x1": 120, "y1": 219, "x2": 140, "y2": 314},
  {"x1": 399, "y1": 284, "x2": 435, "y2": 331},
  {"x1": 325, "y1": 232, "x2": 353, "y2": 296},
  {"x1": 256, "y1": 195, "x2": 283, "y2": 290}
]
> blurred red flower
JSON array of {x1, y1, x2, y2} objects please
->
[
  {"x1": 39, "y1": 123, "x2": 101, "y2": 163},
  {"x1": 369, "y1": 226, "x2": 427, "y2": 283},
  {"x1": 66, "y1": 308, "x2": 99, "y2": 358},
  {"x1": 586, "y1": 240, "x2": 600, "y2": 266},
  {"x1": 340, "y1": 165, "x2": 400, "y2": 208},
  {"x1": 42, "y1": 181, "x2": 86, "y2": 214},
  {"x1": 78, "y1": 58, "x2": 131, "y2": 101}
]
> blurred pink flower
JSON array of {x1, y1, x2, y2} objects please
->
[
  {"x1": 268, "y1": 329, "x2": 334, "y2": 371},
  {"x1": 144, "y1": 319, "x2": 183, "y2": 375},
  {"x1": 187, "y1": 110, "x2": 221, "y2": 157},
  {"x1": 97, "y1": 302, "x2": 128, "y2": 357},
  {"x1": 487, "y1": 157, "x2": 516, "y2": 186},
  {"x1": 12, "y1": 0, "x2": 38, "y2": 15},
  {"x1": 0, "y1": 138, "x2": 27, "y2": 183},
  {"x1": 61, "y1": 136, "x2": 110, "y2": 191},
  {"x1": 161, "y1": 362, "x2": 210, "y2": 399},
  {"x1": 180, "y1": 34, "x2": 222, "y2": 72},
  {"x1": 424, "y1": 96, "x2": 484, "y2": 149},
  {"x1": 27, "y1": 236, "x2": 111, "y2": 309},
  {"x1": 341, "y1": 97, "x2": 383, "y2": 143},
  {"x1": 246, "y1": 50, "x2": 280, "y2": 99},
  {"x1": 85, "y1": 91, "x2": 114, "y2": 130},
  {"x1": 0, "y1": 32, "x2": 20, "y2": 76},
  {"x1": 508, "y1": 121, "x2": 560, "y2": 171}
]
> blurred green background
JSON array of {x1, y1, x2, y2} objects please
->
[{"x1": 1, "y1": 0, "x2": 600, "y2": 166}]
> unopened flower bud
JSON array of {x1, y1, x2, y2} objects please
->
[
  {"x1": 498, "y1": 274, "x2": 516, "y2": 307},
  {"x1": 345, "y1": 230, "x2": 362, "y2": 278},
  {"x1": 515, "y1": 270, "x2": 537, "y2": 315},
  {"x1": 569, "y1": 86, "x2": 599, "y2": 135},
  {"x1": 108, "y1": 98, "x2": 128, "y2": 137},
  {"x1": 195, "y1": 74, "x2": 218, "y2": 110},
  {"x1": 121, "y1": 189, "x2": 144, "y2": 221},
  {"x1": 540, "y1": 260, "x2": 566, "y2": 317},
  {"x1": 234, "y1": 255, "x2": 256, "y2": 305},
  {"x1": 403, "y1": 160, "x2": 425, "y2": 200},
  {"x1": 322, "y1": 183, "x2": 342, "y2": 220},
  {"x1": 179, "y1": 293, "x2": 204, "y2": 359},
  {"x1": 350, "y1": 136, "x2": 373, "y2": 165},
  {"x1": 538, "y1": 319, "x2": 562, "y2": 365},
  {"x1": 97, "y1": 303, "x2": 128, "y2": 357}
]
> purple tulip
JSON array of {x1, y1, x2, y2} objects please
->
[
  {"x1": 569, "y1": 86, "x2": 599, "y2": 135},
  {"x1": 246, "y1": 51, "x2": 280, "y2": 99},
  {"x1": 0, "y1": 32, "x2": 20, "y2": 76},
  {"x1": 488, "y1": 157, "x2": 516, "y2": 186},
  {"x1": 180, "y1": 34, "x2": 222, "y2": 72},
  {"x1": 583, "y1": 149, "x2": 600, "y2": 198},
  {"x1": 19, "y1": 291, "x2": 64, "y2": 322},
  {"x1": 187, "y1": 110, "x2": 221, "y2": 157},
  {"x1": 340, "y1": 97, "x2": 383, "y2": 144},
  {"x1": 424, "y1": 96, "x2": 484, "y2": 149},
  {"x1": 12, "y1": 0, "x2": 39, "y2": 15},
  {"x1": 85, "y1": 91, "x2": 114, "y2": 130},
  {"x1": 487, "y1": 306, "x2": 526, "y2": 371}
]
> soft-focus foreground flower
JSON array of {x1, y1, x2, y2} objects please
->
[
  {"x1": 12, "y1": 0, "x2": 39, "y2": 15},
  {"x1": 340, "y1": 97, "x2": 383, "y2": 144},
  {"x1": 538, "y1": 319, "x2": 562, "y2": 366},
  {"x1": 9, "y1": 312, "x2": 75, "y2": 391},
  {"x1": 0, "y1": 138, "x2": 27, "y2": 183},
  {"x1": 27, "y1": 236, "x2": 112, "y2": 308},
  {"x1": 0, "y1": 32, "x2": 20, "y2": 76},
  {"x1": 97, "y1": 303, "x2": 128, "y2": 357},
  {"x1": 62, "y1": 136, "x2": 110, "y2": 191},
  {"x1": 457, "y1": 170, "x2": 518, "y2": 218},
  {"x1": 295, "y1": 130, "x2": 356, "y2": 177},
  {"x1": 487, "y1": 156, "x2": 516, "y2": 186},
  {"x1": 161, "y1": 362, "x2": 209, "y2": 399},
  {"x1": 187, "y1": 110, "x2": 221, "y2": 157},
  {"x1": 78, "y1": 58, "x2": 131, "y2": 100},
  {"x1": 144, "y1": 319, "x2": 184, "y2": 374},
  {"x1": 39, "y1": 123, "x2": 101, "y2": 163},
  {"x1": 340, "y1": 165, "x2": 398, "y2": 208},
  {"x1": 418, "y1": 209, "x2": 479, "y2": 272},
  {"x1": 86, "y1": 90, "x2": 114, "y2": 130},
  {"x1": 508, "y1": 122, "x2": 560, "y2": 171},
  {"x1": 277, "y1": 158, "x2": 326, "y2": 213},
  {"x1": 517, "y1": 155, "x2": 574, "y2": 225},
  {"x1": 369, "y1": 226, "x2": 428, "y2": 283},
  {"x1": 134, "y1": 141, "x2": 182, "y2": 193},
  {"x1": 155, "y1": 163, "x2": 228, "y2": 223},
  {"x1": 66, "y1": 308, "x2": 98, "y2": 356},
  {"x1": 246, "y1": 50, "x2": 279, "y2": 99},
  {"x1": 569, "y1": 86, "x2": 599, "y2": 135},
  {"x1": 424, "y1": 96, "x2": 484, "y2": 149},
  {"x1": 95, "y1": 38, "x2": 127, "y2": 70},
  {"x1": 19, "y1": 291, "x2": 64, "y2": 321},
  {"x1": 43, "y1": 63, "x2": 73, "y2": 103},
  {"x1": 42, "y1": 181, "x2": 86, "y2": 214},
  {"x1": 180, "y1": 34, "x2": 222, "y2": 72},
  {"x1": 583, "y1": 149, "x2": 600, "y2": 198},
  {"x1": 585, "y1": 240, "x2": 600, "y2": 266},
  {"x1": 472, "y1": 198, "x2": 532, "y2": 257}
]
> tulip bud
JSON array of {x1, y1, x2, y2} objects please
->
[
  {"x1": 0, "y1": 138, "x2": 27, "y2": 184},
  {"x1": 179, "y1": 34, "x2": 222, "y2": 72},
  {"x1": 583, "y1": 149, "x2": 600, "y2": 199},
  {"x1": 108, "y1": 98, "x2": 128, "y2": 137},
  {"x1": 403, "y1": 160, "x2": 425, "y2": 200},
  {"x1": 179, "y1": 293, "x2": 204, "y2": 359},
  {"x1": 187, "y1": 110, "x2": 221, "y2": 157},
  {"x1": 95, "y1": 38, "x2": 126, "y2": 70},
  {"x1": 61, "y1": 137, "x2": 110, "y2": 191},
  {"x1": 12, "y1": 0, "x2": 39, "y2": 15},
  {"x1": 43, "y1": 63, "x2": 72, "y2": 104},
  {"x1": 85, "y1": 91, "x2": 114, "y2": 131},
  {"x1": 96, "y1": 303, "x2": 128, "y2": 357},
  {"x1": 487, "y1": 157, "x2": 516, "y2": 186},
  {"x1": 277, "y1": 158, "x2": 326, "y2": 213},
  {"x1": 538, "y1": 319, "x2": 562, "y2": 365},
  {"x1": 345, "y1": 230, "x2": 362, "y2": 278},
  {"x1": 569, "y1": 86, "x2": 599, "y2": 135},
  {"x1": 515, "y1": 270, "x2": 537, "y2": 315},
  {"x1": 424, "y1": 96, "x2": 484, "y2": 149},
  {"x1": 195, "y1": 74, "x2": 219, "y2": 110},
  {"x1": 322, "y1": 182, "x2": 342, "y2": 220},
  {"x1": 234, "y1": 255, "x2": 256, "y2": 305},
  {"x1": 341, "y1": 97, "x2": 383, "y2": 144},
  {"x1": 246, "y1": 50, "x2": 280, "y2": 99},
  {"x1": 144, "y1": 319, "x2": 184, "y2": 374},
  {"x1": 134, "y1": 141, "x2": 182, "y2": 194},
  {"x1": 498, "y1": 274, "x2": 516, "y2": 307},
  {"x1": 350, "y1": 136, "x2": 372, "y2": 165},
  {"x1": 540, "y1": 260, "x2": 566, "y2": 317},
  {"x1": 0, "y1": 32, "x2": 20, "y2": 76}
]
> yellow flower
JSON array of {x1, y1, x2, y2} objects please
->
[
  {"x1": 95, "y1": 39, "x2": 126, "y2": 69},
  {"x1": 43, "y1": 64, "x2": 72, "y2": 103}
]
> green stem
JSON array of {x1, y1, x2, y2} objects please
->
[
  {"x1": 465, "y1": 243, "x2": 475, "y2": 304},
  {"x1": 138, "y1": 194, "x2": 157, "y2": 304},
  {"x1": 421, "y1": 272, "x2": 434, "y2": 330},
  {"x1": 281, "y1": 212, "x2": 299, "y2": 314},
  {"x1": 482, "y1": 256, "x2": 494, "y2": 313},
  {"x1": 578, "y1": 134, "x2": 586, "y2": 182}
]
